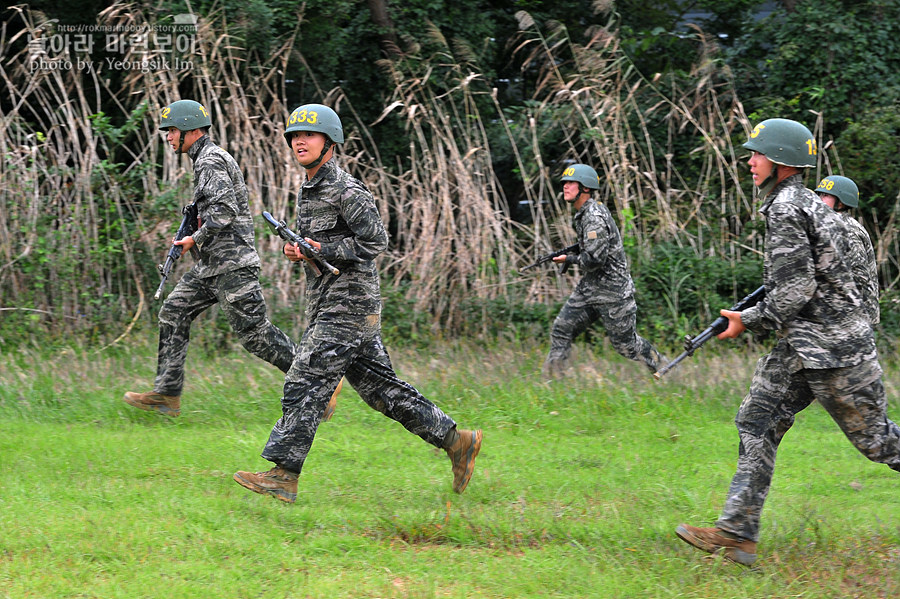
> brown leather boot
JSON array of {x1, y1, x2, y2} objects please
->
[
  {"x1": 233, "y1": 467, "x2": 299, "y2": 503},
  {"x1": 123, "y1": 391, "x2": 181, "y2": 417},
  {"x1": 675, "y1": 524, "x2": 757, "y2": 566},
  {"x1": 322, "y1": 379, "x2": 343, "y2": 422},
  {"x1": 444, "y1": 428, "x2": 483, "y2": 493}
]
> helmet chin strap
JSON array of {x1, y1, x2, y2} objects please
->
[
  {"x1": 176, "y1": 130, "x2": 186, "y2": 154},
  {"x1": 305, "y1": 139, "x2": 333, "y2": 169},
  {"x1": 756, "y1": 170, "x2": 779, "y2": 200}
]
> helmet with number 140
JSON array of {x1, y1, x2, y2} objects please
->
[
  {"x1": 560, "y1": 164, "x2": 601, "y2": 190},
  {"x1": 283, "y1": 104, "x2": 344, "y2": 147},
  {"x1": 742, "y1": 118, "x2": 817, "y2": 168}
]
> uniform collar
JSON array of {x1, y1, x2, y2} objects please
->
[
  {"x1": 304, "y1": 156, "x2": 337, "y2": 186},
  {"x1": 574, "y1": 197, "x2": 596, "y2": 219},
  {"x1": 187, "y1": 134, "x2": 211, "y2": 161},
  {"x1": 758, "y1": 173, "x2": 804, "y2": 214}
]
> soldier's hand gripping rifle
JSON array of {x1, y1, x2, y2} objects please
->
[
  {"x1": 521, "y1": 243, "x2": 581, "y2": 274},
  {"x1": 262, "y1": 211, "x2": 340, "y2": 277},
  {"x1": 154, "y1": 203, "x2": 200, "y2": 300},
  {"x1": 653, "y1": 285, "x2": 766, "y2": 380}
]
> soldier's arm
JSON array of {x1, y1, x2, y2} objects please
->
[
  {"x1": 575, "y1": 211, "x2": 610, "y2": 273},
  {"x1": 190, "y1": 155, "x2": 240, "y2": 247},
  {"x1": 318, "y1": 184, "x2": 388, "y2": 263},
  {"x1": 859, "y1": 227, "x2": 880, "y2": 326},
  {"x1": 742, "y1": 203, "x2": 815, "y2": 333}
]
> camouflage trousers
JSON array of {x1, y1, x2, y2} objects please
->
[
  {"x1": 261, "y1": 317, "x2": 456, "y2": 474},
  {"x1": 543, "y1": 291, "x2": 659, "y2": 376},
  {"x1": 717, "y1": 340, "x2": 900, "y2": 542},
  {"x1": 154, "y1": 267, "x2": 297, "y2": 396}
]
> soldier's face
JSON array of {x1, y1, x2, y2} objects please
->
[
  {"x1": 563, "y1": 181, "x2": 580, "y2": 202},
  {"x1": 165, "y1": 127, "x2": 180, "y2": 150},
  {"x1": 164, "y1": 127, "x2": 201, "y2": 153},
  {"x1": 290, "y1": 131, "x2": 327, "y2": 166},
  {"x1": 818, "y1": 193, "x2": 838, "y2": 209},
  {"x1": 747, "y1": 151, "x2": 774, "y2": 187}
]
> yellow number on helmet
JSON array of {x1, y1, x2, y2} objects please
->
[
  {"x1": 564, "y1": 167, "x2": 575, "y2": 176},
  {"x1": 806, "y1": 139, "x2": 817, "y2": 156},
  {"x1": 199, "y1": 105, "x2": 209, "y2": 117},
  {"x1": 307, "y1": 111, "x2": 318, "y2": 124},
  {"x1": 161, "y1": 107, "x2": 171, "y2": 119},
  {"x1": 749, "y1": 123, "x2": 765, "y2": 139}
]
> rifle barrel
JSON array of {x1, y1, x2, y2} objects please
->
[{"x1": 654, "y1": 351, "x2": 690, "y2": 379}]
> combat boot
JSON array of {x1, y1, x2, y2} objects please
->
[
  {"x1": 233, "y1": 466, "x2": 299, "y2": 503},
  {"x1": 443, "y1": 428, "x2": 483, "y2": 493},
  {"x1": 123, "y1": 391, "x2": 180, "y2": 417},
  {"x1": 675, "y1": 523, "x2": 757, "y2": 566}
]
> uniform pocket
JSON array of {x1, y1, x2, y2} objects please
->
[
  {"x1": 308, "y1": 212, "x2": 339, "y2": 236},
  {"x1": 221, "y1": 272, "x2": 267, "y2": 327}
]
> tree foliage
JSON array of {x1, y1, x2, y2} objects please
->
[
  {"x1": 1, "y1": 0, "x2": 898, "y2": 348},
  {"x1": 727, "y1": 0, "x2": 900, "y2": 129}
]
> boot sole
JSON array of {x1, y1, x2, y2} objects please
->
[
  {"x1": 675, "y1": 525, "x2": 757, "y2": 566},
  {"x1": 122, "y1": 395, "x2": 180, "y2": 417},
  {"x1": 452, "y1": 430, "x2": 483, "y2": 494},
  {"x1": 233, "y1": 472, "x2": 297, "y2": 503}
]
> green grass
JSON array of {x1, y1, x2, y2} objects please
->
[{"x1": 1, "y1": 336, "x2": 899, "y2": 598}]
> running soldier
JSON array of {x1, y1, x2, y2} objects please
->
[
  {"x1": 124, "y1": 100, "x2": 311, "y2": 417},
  {"x1": 542, "y1": 164, "x2": 664, "y2": 378},
  {"x1": 233, "y1": 104, "x2": 482, "y2": 503},
  {"x1": 675, "y1": 119, "x2": 900, "y2": 566},
  {"x1": 814, "y1": 175, "x2": 880, "y2": 326}
]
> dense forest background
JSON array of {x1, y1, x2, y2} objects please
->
[{"x1": 2, "y1": 0, "x2": 899, "y2": 353}]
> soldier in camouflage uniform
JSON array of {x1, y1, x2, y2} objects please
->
[
  {"x1": 233, "y1": 104, "x2": 482, "y2": 503},
  {"x1": 814, "y1": 175, "x2": 880, "y2": 326},
  {"x1": 123, "y1": 99, "x2": 300, "y2": 417},
  {"x1": 676, "y1": 119, "x2": 900, "y2": 566},
  {"x1": 542, "y1": 164, "x2": 663, "y2": 378}
]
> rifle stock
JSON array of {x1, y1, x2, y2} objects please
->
[
  {"x1": 154, "y1": 204, "x2": 199, "y2": 300},
  {"x1": 261, "y1": 211, "x2": 340, "y2": 277},
  {"x1": 653, "y1": 285, "x2": 766, "y2": 379}
]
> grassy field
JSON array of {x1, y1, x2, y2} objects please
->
[{"x1": 1, "y1": 335, "x2": 899, "y2": 598}]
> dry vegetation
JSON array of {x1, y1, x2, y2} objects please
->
[{"x1": 1, "y1": 4, "x2": 897, "y2": 340}]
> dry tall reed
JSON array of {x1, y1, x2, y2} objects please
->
[{"x1": 1, "y1": 5, "x2": 895, "y2": 342}]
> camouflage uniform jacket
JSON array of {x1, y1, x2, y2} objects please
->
[
  {"x1": 571, "y1": 198, "x2": 635, "y2": 302},
  {"x1": 840, "y1": 213, "x2": 880, "y2": 326},
  {"x1": 186, "y1": 135, "x2": 260, "y2": 278},
  {"x1": 296, "y1": 158, "x2": 388, "y2": 328},
  {"x1": 740, "y1": 174, "x2": 876, "y2": 371}
]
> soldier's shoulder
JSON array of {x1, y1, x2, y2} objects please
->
[
  {"x1": 334, "y1": 167, "x2": 372, "y2": 199},
  {"x1": 769, "y1": 185, "x2": 817, "y2": 216},
  {"x1": 583, "y1": 199, "x2": 610, "y2": 217},
  {"x1": 586, "y1": 201, "x2": 616, "y2": 229},
  {"x1": 843, "y1": 214, "x2": 872, "y2": 240},
  {"x1": 196, "y1": 142, "x2": 237, "y2": 169}
]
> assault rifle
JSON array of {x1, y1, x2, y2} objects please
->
[
  {"x1": 262, "y1": 211, "x2": 340, "y2": 277},
  {"x1": 521, "y1": 243, "x2": 580, "y2": 274},
  {"x1": 653, "y1": 285, "x2": 766, "y2": 380},
  {"x1": 154, "y1": 203, "x2": 200, "y2": 300}
]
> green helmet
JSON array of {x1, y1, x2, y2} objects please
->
[
  {"x1": 742, "y1": 118, "x2": 817, "y2": 168},
  {"x1": 815, "y1": 175, "x2": 859, "y2": 208},
  {"x1": 158, "y1": 100, "x2": 211, "y2": 131},
  {"x1": 284, "y1": 103, "x2": 344, "y2": 147},
  {"x1": 560, "y1": 164, "x2": 600, "y2": 189}
]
